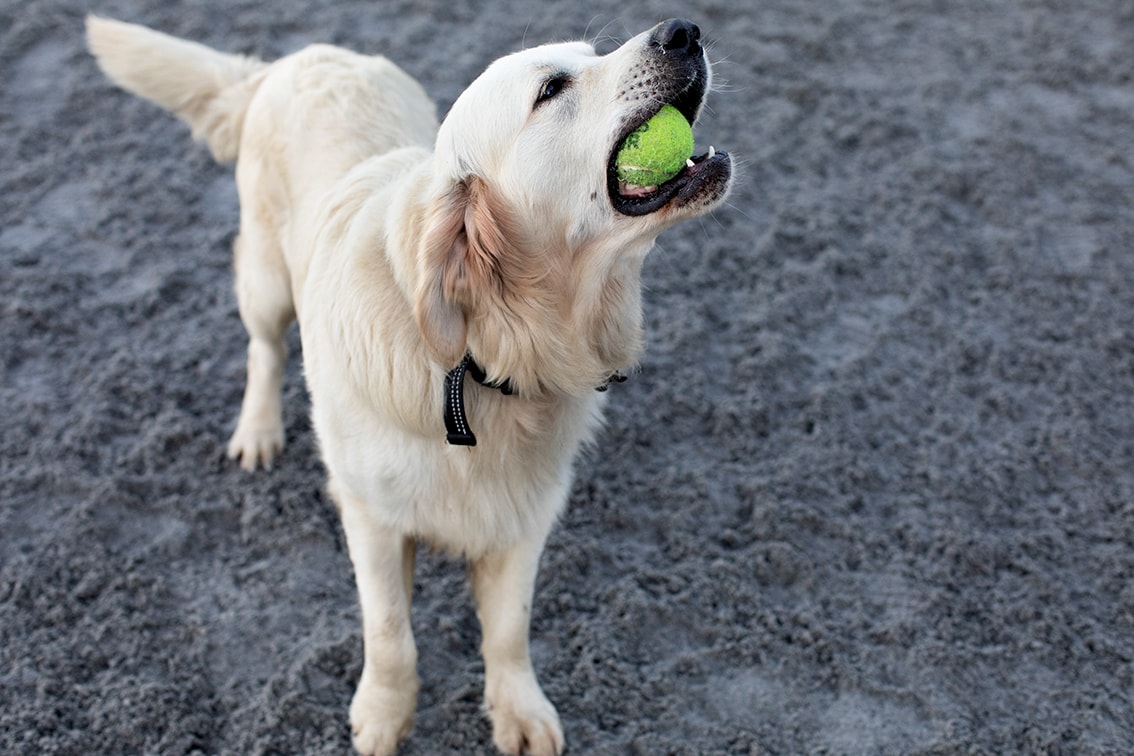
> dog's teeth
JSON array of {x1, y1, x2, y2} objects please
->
[
  {"x1": 708, "y1": 145, "x2": 716, "y2": 158},
  {"x1": 686, "y1": 158, "x2": 696, "y2": 168}
]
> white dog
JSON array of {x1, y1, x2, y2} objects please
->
[{"x1": 87, "y1": 15, "x2": 732, "y2": 755}]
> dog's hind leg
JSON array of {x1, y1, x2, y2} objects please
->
[{"x1": 226, "y1": 210, "x2": 294, "y2": 471}]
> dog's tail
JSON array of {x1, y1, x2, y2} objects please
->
[{"x1": 86, "y1": 16, "x2": 267, "y2": 162}]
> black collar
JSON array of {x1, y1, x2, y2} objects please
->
[
  {"x1": 443, "y1": 353, "x2": 511, "y2": 447},
  {"x1": 442, "y1": 352, "x2": 627, "y2": 446}
]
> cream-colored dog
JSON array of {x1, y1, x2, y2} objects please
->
[{"x1": 87, "y1": 15, "x2": 732, "y2": 755}]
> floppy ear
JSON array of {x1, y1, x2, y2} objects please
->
[
  {"x1": 414, "y1": 177, "x2": 515, "y2": 368},
  {"x1": 415, "y1": 182, "x2": 471, "y2": 368}
]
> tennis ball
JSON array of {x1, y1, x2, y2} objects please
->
[{"x1": 615, "y1": 105, "x2": 694, "y2": 187}]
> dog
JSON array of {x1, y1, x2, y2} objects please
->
[{"x1": 86, "y1": 15, "x2": 732, "y2": 755}]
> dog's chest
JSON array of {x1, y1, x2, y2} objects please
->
[{"x1": 320, "y1": 388, "x2": 604, "y2": 555}]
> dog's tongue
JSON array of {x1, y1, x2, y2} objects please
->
[{"x1": 618, "y1": 181, "x2": 658, "y2": 198}]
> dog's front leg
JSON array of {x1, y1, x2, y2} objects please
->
[
  {"x1": 471, "y1": 535, "x2": 565, "y2": 756},
  {"x1": 337, "y1": 491, "x2": 419, "y2": 756}
]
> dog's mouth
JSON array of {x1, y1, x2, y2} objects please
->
[{"x1": 607, "y1": 91, "x2": 731, "y2": 217}]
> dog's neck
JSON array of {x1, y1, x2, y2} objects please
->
[{"x1": 462, "y1": 240, "x2": 649, "y2": 397}]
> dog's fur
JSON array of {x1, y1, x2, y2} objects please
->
[{"x1": 87, "y1": 16, "x2": 732, "y2": 755}]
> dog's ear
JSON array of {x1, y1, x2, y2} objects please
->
[
  {"x1": 416, "y1": 182, "x2": 471, "y2": 368},
  {"x1": 415, "y1": 177, "x2": 517, "y2": 368}
]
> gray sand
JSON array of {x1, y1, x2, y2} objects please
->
[{"x1": 3, "y1": 1, "x2": 1134, "y2": 753}]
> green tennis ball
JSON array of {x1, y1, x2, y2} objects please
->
[{"x1": 615, "y1": 104, "x2": 694, "y2": 187}]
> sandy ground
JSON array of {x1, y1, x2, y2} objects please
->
[{"x1": 4, "y1": 1, "x2": 1134, "y2": 753}]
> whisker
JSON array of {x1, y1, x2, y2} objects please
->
[{"x1": 585, "y1": 17, "x2": 623, "y2": 52}]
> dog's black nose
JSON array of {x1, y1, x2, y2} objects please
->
[{"x1": 651, "y1": 18, "x2": 702, "y2": 56}]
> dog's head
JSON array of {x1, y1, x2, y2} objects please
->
[{"x1": 415, "y1": 19, "x2": 733, "y2": 393}]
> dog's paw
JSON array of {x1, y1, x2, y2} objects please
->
[
  {"x1": 349, "y1": 676, "x2": 417, "y2": 756},
  {"x1": 485, "y1": 671, "x2": 564, "y2": 756},
  {"x1": 226, "y1": 424, "x2": 284, "y2": 471}
]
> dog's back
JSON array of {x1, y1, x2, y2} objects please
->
[{"x1": 86, "y1": 17, "x2": 437, "y2": 172}]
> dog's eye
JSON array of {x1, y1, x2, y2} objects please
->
[{"x1": 535, "y1": 75, "x2": 570, "y2": 106}]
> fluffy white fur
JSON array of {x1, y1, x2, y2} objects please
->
[{"x1": 87, "y1": 16, "x2": 732, "y2": 756}]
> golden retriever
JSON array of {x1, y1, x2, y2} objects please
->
[{"x1": 86, "y1": 15, "x2": 732, "y2": 755}]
